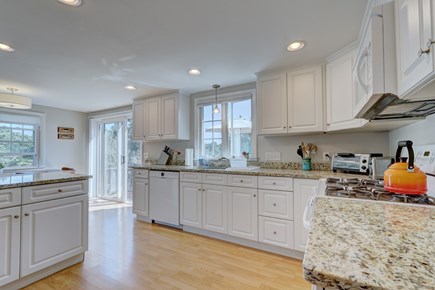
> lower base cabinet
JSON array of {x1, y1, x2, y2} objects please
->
[
  {"x1": 132, "y1": 177, "x2": 149, "y2": 217},
  {"x1": 202, "y1": 184, "x2": 228, "y2": 234},
  {"x1": 0, "y1": 207, "x2": 20, "y2": 287},
  {"x1": 180, "y1": 182, "x2": 202, "y2": 228},
  {"x1": 293, "y1": 179, "x2": 319, "y2": 252},
  {"x1": 228, "y1": 187, "x2": 258, "y2": 241},
  {"x1": 20, "y1": 195, "x2": 88, "y2": 277},
  {"x1": 259, "y1": 216, "x2": 294, "y2": 249}
]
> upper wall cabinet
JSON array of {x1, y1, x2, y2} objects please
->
[
  {"x1": 326, "y1": 50, "x2": 368, "y2": 131},
  {"x1": 395, "y1": 0, "x2": 435, "y2": 99},
  {"x1": 132, "y1": 91, "x2": 190, "y2": 141},
  {"x1": 257, "y1": 66, "x2": 324, "y2": 135}
]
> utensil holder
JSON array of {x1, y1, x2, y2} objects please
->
[{"x1": 302, "y1": 158, "x2": 312, "y2": 171}]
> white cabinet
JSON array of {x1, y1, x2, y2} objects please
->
[
  {"x1": 132, "y1": 176, "x2": 149, "y2": 217},
  {"x1": 293, "y1": 179, "x2": 319, "y2": 252},
  {"x1": 326, "y1": 50, "x2": 368, "y2": 131},
  {"x1": 259, "y1": 216, "x2": 294, "y2": 249},
  {"x1": 227, "y1": 187, "x2": 258, "y2": 241},
  {"x1": 132, "y1": 100, "x2": 146, "y2": 139},
  {"x1": 287, "y1": 66, "x2": 324, "y2": 133},
  {"x1": 180, "y1": 182, "x2": 202, "y2": 229},
  {"x1": 0, "y1": 206, "x2": 20, "y2": 287},
  {"x1": 20, "y1": 194, "x2": 88, "y2": 277},
  {"x1": 257, "y1": 72, "x2": 288, "y2": 134},
  {"x1": 258, "y1": 189, "x2": 293, "y2": 220},
  {"x1": 202, "y1": 184, "x2": 228, "y2": 234},
  {"x1": 257, "y1": 66, "x2": 324, "y2": 135},
  {"x1": 133, "y1": 91, "x2": 190, "y2": 141},
  {"x1": 395, "y1": 0, "x2": 435, "y2": 98}
]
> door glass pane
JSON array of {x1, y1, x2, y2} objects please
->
[
  {"x1": 127, "y1": 118, "x2": 142, "y2": 203},
  {"x1": 102, "y1": 122, "x2": 123, "y2": 200}
]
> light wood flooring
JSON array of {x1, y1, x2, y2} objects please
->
[{"x1": 23, "y1": 204, "x2": 311, "y2": 290}]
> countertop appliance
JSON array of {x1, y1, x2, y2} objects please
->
[
  {"x1": 149, "y1": 170, "x2": 180, "y2": 227},
  {"x1": 369, "y1": 157, "x2": 394, "y2": 179},
  {"x1": 332, "y1": 153, "x2": 382, "y2": 174}
]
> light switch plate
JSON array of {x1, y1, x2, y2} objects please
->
[{"x1": 266, "y1": 152, "x2": 281, "y2": 161}]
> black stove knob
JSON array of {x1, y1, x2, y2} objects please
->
[
  {"x1": 362, "y1": 159, "x2": 367, "y2": 163},
  {"x1": 361, "y1": 165, "x2": 367, "y2": 170}
]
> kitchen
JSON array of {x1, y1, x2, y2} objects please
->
[{"x1": 1, "y1": 0, "x2": 435, "y2": 289}]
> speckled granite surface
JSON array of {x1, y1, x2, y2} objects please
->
[
  {"x1": 0, "y1": 171, "x2": 91, "y2": 189},
  {"x1": 303, "y1": 196, "x2": 435, "y2": 290},
  {"x1": 131, "y1": 164, "x2": 363, "y2": 179}
]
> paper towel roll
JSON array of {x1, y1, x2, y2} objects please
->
[{"x1": 185, "y1": 148, "x2": 194, "y2": 166}]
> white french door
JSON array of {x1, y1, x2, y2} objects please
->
[{"x1": 97, "y1": 117, "x2": 127, "y2": 202}]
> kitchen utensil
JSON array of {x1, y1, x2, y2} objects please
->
[
  {"x1": 297, "y1": 146, "x2": 303, "y2": 158},
  {"x1": 384, "y1": 140, "x2": 427, "y2": 195}
]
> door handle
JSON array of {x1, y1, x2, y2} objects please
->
[{"x1": 121, "y1": 155, "x2": 125, "y2": 165}]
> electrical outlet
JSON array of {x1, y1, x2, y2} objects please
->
[
  {"x1": 323, "y1": 152, "x2": 330, "y2": 162},
  {"x1": 266, "y1": 152, "x2": 281, "y2": 161}
]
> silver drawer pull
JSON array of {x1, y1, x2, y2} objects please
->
[
  {"x1": 240, "y1": 180, "x2": 244, "y2": 183},
  {"x1": 58, "y1": 189, "x2": 63, "y2": 192},
  {"x1": 253, "y1": 194, "x2": 256, "y2": 197},
  {"x1": 273, "y1": 231, "x2": 277, "y2": 235},
  {"x1": 14, "y1": 215, "x2": 19, "y2": 219},
  {"x1": 272, "y1": 182, "x2": 276, "y2": 185},
  {"x1": 24, "y1": 213, "x2": 29, "y2": 216},
  {"x1": 273, "y1": 203, "x2": 277, "y2": 206}
]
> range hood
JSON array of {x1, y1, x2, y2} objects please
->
[{"x1": 355, "y1": 94, "x2": 435, "y2": 121}]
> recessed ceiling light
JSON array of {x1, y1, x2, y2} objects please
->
[
  {"x1": 287, "y1": 41, "x2": 305, "y2": 52},
  {"x1": 0, "y1": 42, "x2": 15, "y2": 52},
  {"x1": 188, "y1": 68, "x2": 201, "y2": 76},
  {"x1": 56, "y1": 0, "x2": 82, "y2": 7},
  {"x1": 125, "y1": 85, "x2": 137, "y2": 90}
]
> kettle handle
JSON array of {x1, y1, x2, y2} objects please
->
[{"x1": 396, "y1": 140, "x2": 414, "y2": 172}]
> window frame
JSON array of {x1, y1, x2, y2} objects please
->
[
  {"x1": 194, "y1": 89, "x2": 256, "y2": 159},
  {"x1": 0, "y1": 109, "x2": 44, "y2": 170}
]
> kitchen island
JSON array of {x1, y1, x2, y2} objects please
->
[
  {"x1": 303, "y1": 196, "x2": 435, "y2": 290},
  {"x1": 0, "y1": 171, "x2": 91, "y2": 289}
]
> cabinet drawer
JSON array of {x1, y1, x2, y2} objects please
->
[
  {"x1": 180, "y1": 172, "x2": 202, "y2": 183},
  {"x1": 133, "y1": 169, "x2": 149, "y2": 178},
  {"x1": 258, "y1": 176, "x2": 293, "y2": 191},
  {"x1": 228, "y1": 175, "x2": 258, "y2": 188},
  {"x1": 0, "y1": 188, "x2": 21, "y2": 209},
  {"x1": 259, "y1": 216, "x2": 294, "y2": 249},
  {"x1": 202, "y1": 173, "x2": 227, "y2": 185},
  {"x1": 259, "y1": 190, "x2": 294, "y2": 220},
  {"x1": 22, "y1": 180, "x2": 88, "y2": 204}
]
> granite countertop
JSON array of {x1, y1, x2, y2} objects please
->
[
  {"x1": 0, "y1": 171, "x2": 92, "y2": 189},
  {"x1": 131, "y1": 164, "x2": 364, "y2": 179},
  {"x1": 303, "y1": 196, "x2": 435, "y2": 290}
]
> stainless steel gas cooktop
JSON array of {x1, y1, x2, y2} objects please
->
[{"x1": 325, "y1": 178, "x2": 435, "y2": 206}]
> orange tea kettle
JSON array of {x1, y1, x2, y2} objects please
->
[{"x1": 384, "y1": 140, "x2": 427, "y2": 195}]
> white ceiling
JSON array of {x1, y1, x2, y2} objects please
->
[{"x1": 0, "y1": 0, "x2": 367, "y2": 112}]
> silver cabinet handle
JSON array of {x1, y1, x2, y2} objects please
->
[
  {"x1": 273, "y1": 231, "x2": 277, "y2": 235},
  {"x1": 24, "y1": 213, "x2": 30, "y2": 216},
  {"x1": 58, "y1": 189, "x2": 63, "y2": 192},
  {"x1": 272, "y1": 182, "x2": 276, "y2": 185},
  {"x1": 240, "y1": 180, "x2": 244, "y2": 183},
  {"x1": 419, "y1": 38, "x2": 435, "y2": 57},
  {"x1": 145, "y1": 183, "x2": 148, "y2": 185},
  {"x1": 14, "y1": 215, "x2": 19, "y2": 219},
  {"x1": 253, "y1": 194, "x2": 256, "y2": 197},
  {"x1": 273, "y1": 203, "x2": 277, "y2": 206},
  {"x1": 283, "y1": 126, "x2": 286, "y2": 129}
]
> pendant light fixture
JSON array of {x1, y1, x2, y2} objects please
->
[
  {"x1": 212, "y1": 84, "x2": 220, "y2": 114},
  {"x1": 0, "y1": 88, "x2": 32, "y2": 109}
]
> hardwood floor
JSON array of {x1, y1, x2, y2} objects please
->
[{"x1": 23, "y1": 205, "x2": 311, "y2": 290}]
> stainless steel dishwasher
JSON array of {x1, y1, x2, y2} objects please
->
[{"x1": 149, "y1": 170, "x2": 180, "y2": 227}]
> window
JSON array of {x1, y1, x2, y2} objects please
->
[
  {"x1": 196, "y1": 91, "x2": 255, "y2": 159},
  {"x1": 0, "y1": 122, "x2": 39, "y2": 168}
]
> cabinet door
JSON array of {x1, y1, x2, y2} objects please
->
[
  {"x1": 326, "y1": 50, "x2": 367, "y2": 131},
  {"x1": 293, "y1": 179, "x2": 319, "y2": 252},
  {"x1": 396, "y1": 0, "x2": 434, "y2": 96},
  {"x1": 202, "y1": 184, "x2": 227, "y2": 234},
  {"x1": 161, "y1": 94, "x2": 178, "y2": 139},
  {"x1": 0, "y1": 207, "x2": 20, "y2": 287},
  {"x1": 180, "y1": 182, "x2": 202, "y2": 228},
  {"x1": 144, "y1": 97, "x2": 161, "y2": 140},
  {"x1": 257, "y1": 73, "x2": 288, "y2": 134},
  {"x1": 132, "y1": 178, "x2": 149, "y2": 217},
  {"x1": 21, "y1": 195, "x2": 88, "y2": 277},
  {"x1": 287, "y1": 66, "x2": 324, "y2": 132},
  {"x1": 132, "y1": 101, "x2": 146, "y2": 139},
  {"x1": 228, "y1": 187, "x2": 258, "y2": 241}
]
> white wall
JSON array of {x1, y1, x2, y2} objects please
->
[
  {"x1": 258, "y1": 132, "x2": 390, "y2": 162},
  {"x1": 389, "y1": 114, "x2": 435, "y2": 154},
  {"x1": 32, "y1": 105, "x2": 88, "y2": 173}
]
